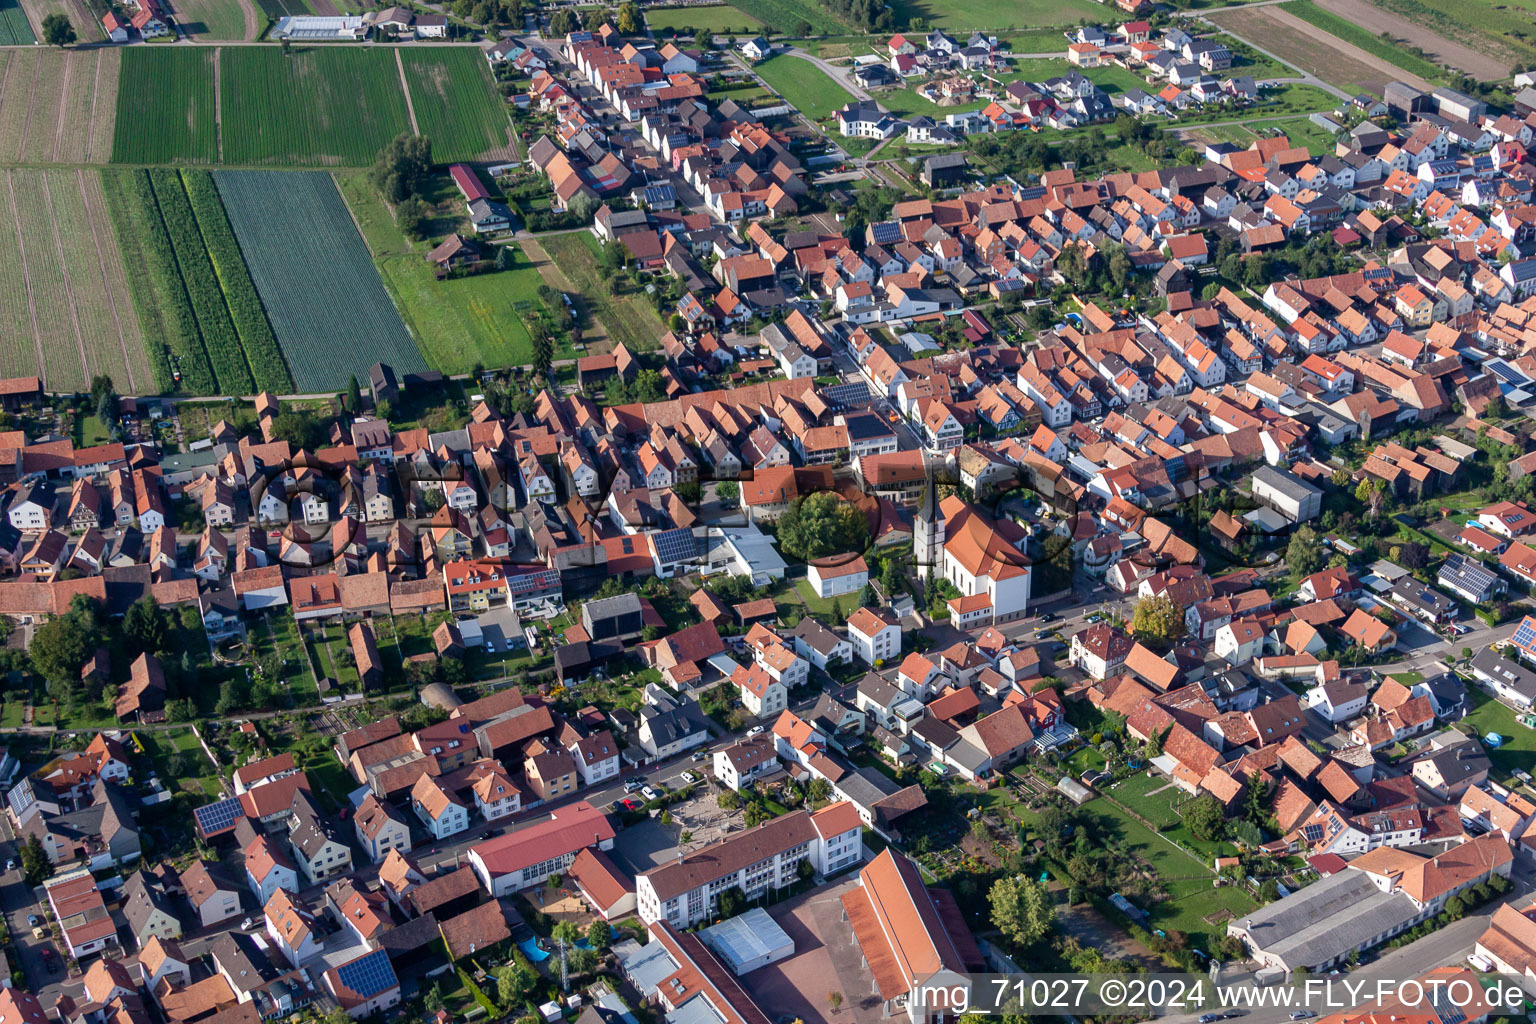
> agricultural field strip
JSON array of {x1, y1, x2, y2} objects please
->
[
  {"x1": 71, "y1": 169, "x2": 144, "y2": 393},
  {"x1": 0, "y1": 174, "x2": 43, "y2": 380},
  {"x1": 219, "y1": 47, "x2": 412, "y2": 167},
  {"x1": 399, "y1": 48, "x2": 510, "y2": 163},
  {"x1": 0, "y1": 0, "x2": 35, "y2": 45},
  {"x1": 215, "y1": 170, "x2": 424, "y2": 391},
  {"x1": 36, "y1": 172, "x2": 91, "y2": 387},
  {"x1": 7, "y1": 171, "x2": 83, "y2": 387},
  {"x1": 100, "y1": 169, "x2": 177, "y2": 392},
  {"x1": 182, "y1": 170, "x2": 291, "y2": 393},
  {"x1": 112, "y1": 47, "x2": 217, "y2": 165},
  {"x1": 119, "y1": 169, "x2": 218, "y2": 394},
  {"x1": 149, "y1": 168, "x2": 254, "y2": 394}
]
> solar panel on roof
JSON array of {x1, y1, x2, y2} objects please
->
[
  {"x1": 653, "y1": 528, "x2": 696, "y2": 566},
  {"x1": 335, "y1": 950, "x2": 397, "y2": 997},
  {"x1": 820, "y1": 382, "x2": 872, "y2": 408},
  {"x1": 194, "y1": 796, "x2": 245, "y2": 835}
]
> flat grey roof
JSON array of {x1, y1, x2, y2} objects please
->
[
  {"x1": 1230, "y1": 869, "x2": 1418, "y2": 969},
  {"x1": 1252, "y1": 465, "x2": 1322, "y2": 501},
  {"x1": 700, "y1": 908, "x2": 794, "y2": 973}
]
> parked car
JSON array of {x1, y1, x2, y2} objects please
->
[
  {"x1": 680, "y1": 770, "x2": 699, "y2": 784},
  {"x1": 746, "y1": 725, "x2": 765, "y2": 737},
  {"x1": 25, "y1": 915, "x2": 40, "y2": 928},
  {"x1": 691, "y1": 750, "x2": 710, "y2": 762},
  {"x1": 641, "y1": 786, "x2": 662, "y2": 801},
  {"x1": 624, "y1": 780, "x2": 645, "y2": 793}
]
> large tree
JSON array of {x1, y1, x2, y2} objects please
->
[
  {"x1": 1285, "y1": 524, "x2": 1324, "y2": 580},
  {"x1": 30, "y1": 595, "x2": 103, "y2": 699},
  {"x1": 1181, "y1": 794, "x2": 1228, "y2": 842},
  {"x1": 41, "y1": 13, "x2": 74, "y2": 45},
  {"x1": 1131, "y1": 594, "x2": 1185, "y2": 648},
  {"x1": 369, "y1": 133, "x2": 434, "y2": 204},
  {"x1": 988, "y1": 875, "x2": 1054, "y2": 948},
  {"x1": 777, "y1": 491, "x2": 869, "y2": 563}
]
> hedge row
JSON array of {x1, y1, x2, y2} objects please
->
[
  {"x1": 146, "y1": 168, "x2": 255, "y2": 395},
  {"x1": 117, "y1": 169, "x2": 216, "y2": 395},
  {"x1": 182, "y1": 170, "x2": 292, "y2": 394}
]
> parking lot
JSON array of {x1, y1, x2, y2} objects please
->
[{"x1": 607, "y1": 779, "x2": 746, "y2": 876}]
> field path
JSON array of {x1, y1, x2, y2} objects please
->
[
  {"x1": 213, "y1": 46, "x2": 224, "y2": 162},
  {"x1": 38, "y1": 173, "x2": 89, "y2": 385},
  {"x1": 50, "y1": 48, "x2": 73, "y2": 163},
  {"x1": 520, "y1": 237, "x2": 613, "y2": 351},
  {"x1": 76, "y1": 169, "x2": 137, "y2": 394},
  {"x1": 237, "y1": 0, "x2": 260, "y2": 40},
  {"x1": 395, "y1": 50, "x2": 421, "y2": 136},
  {"x1": 3, "y1": 174, "x2": 44, "y2": 384},
  {"x1": 1311, "y1": 0, "x2": 1510, "y2": 78}
]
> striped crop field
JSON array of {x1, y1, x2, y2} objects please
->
[
  {"x1": 0, "y1": 0, "x2": 35, "y2": 44},
  {"x1": 399, "y1": 48, "x2": 511, "y2": 163},
  {"x1": 112, "y1": 47, "x2": 218, "y2": 165},
  {"x1": 0, "y1": 169, "x2": 151, "y2": 392},
  {"x1": 215, "y1": 170, "x2": 425, "y2": 392},
  {"x1": 220, "y1": 46, "x2": 412, "y2": 166},
  {"x1": 0, "y1": 49, "x2": 119, "y2": 165}
]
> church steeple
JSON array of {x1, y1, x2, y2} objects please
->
[{"x1": 914, "y1": 468, "x2": 944, "y2": 581}]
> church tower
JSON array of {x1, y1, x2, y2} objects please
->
[{"x1": 914, "y1": 469, "x2": 946, "y2": 581}]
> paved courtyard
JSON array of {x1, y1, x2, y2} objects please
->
[{"x1": 736, "y1": 878, "x2": 884, "y2": 1024}]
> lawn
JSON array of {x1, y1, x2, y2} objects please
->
[
  {"x1": 1001, "y1": 28, "x2": 1073, "y2": 53},
  {"x1": 334, "y1": 171, "x2": 557, "y2": 374},
  {"x1": 1076, "y1": 798, "x2": 1256, "y2": 947},
  {"x1": 538, "y1": 231, "x2": 671, "y2": 355},
  {"x1": 753, "y1": 54, "x2": 855, "y2": 121},
  {"x1": 0, "y1": 701, "x2": 22, "y2": 729},
  {"x1": 645, "y1": 3, "x2": 762, "y2": 35},
  {"x1": 1102, "y1": 771, "x2": 1186, "y2": 830},
  {"x1": 889, "y1": 0, "x2": 1109, "y2": 31},
  {"x1": 1365, "y1": 0, "x2": 1536, "y2": 66},
  {"x1": 1241, "y1": 116, "x2": 1339, "y2": 155},
  {"x1": 1462, "y1": 686, "x2": 1534, "y2": 777}
]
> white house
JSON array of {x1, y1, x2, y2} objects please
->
[
  {"x1": 411, "y1": 775, "x2": 470, "y2": 841},
  {"x1": 807, "y1": 555, "x2": 869, "y2": 599},
  {"x1": 846, "y1": 606, "x2": 900, "y2": 667}
]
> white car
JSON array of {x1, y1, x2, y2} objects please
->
[
  {"x1": 680, "y1": 770, "x2": 699, "y2": 784},
  {"x1": 1467, "y1": 953, "x2": 1493, "y2": 973},
  {"x1": 746, "y1": 725, "x2": 764, "y2": 737},
  {"x1": 641, "y1": 786, "x2": 662, "y2": 802}
]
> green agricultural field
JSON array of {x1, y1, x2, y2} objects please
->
[
  {"x1": 220, "y1": 46, "x2": 412, "y2": 166},
  {"x1": 1369, "y1": 0, "x2": 1536, "y2": 66},
  {"x1": 112, "y1": 47, "x2": 219, "y2": 165},
  {"x1": 645, "y1": 3, "x2": 762, "y2": 35},
  {"x1": 216, "y1": 170, "x2": 425, "y2": 392},
  {"x1": 728, "y1": 0, "x2": 847, "y2": 35},
  {"x1": 400, "y1": 49, "x2": 510, "y2": 163},
  {"x1": 0, "y1": 0, "x2": 34, "y2": 44},
  {"x1": 335, "y1": 171, "x2": 559, "y2": 374},
  {"x1": 890, "y1": 0, "x2": 1108, "y2": 32},
  {"x1": 754, "y1": 54, "x2": 854, "y2": 120},
  {"x1": 174, "y1": 0, "x2": 250, "y2": 39}
]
